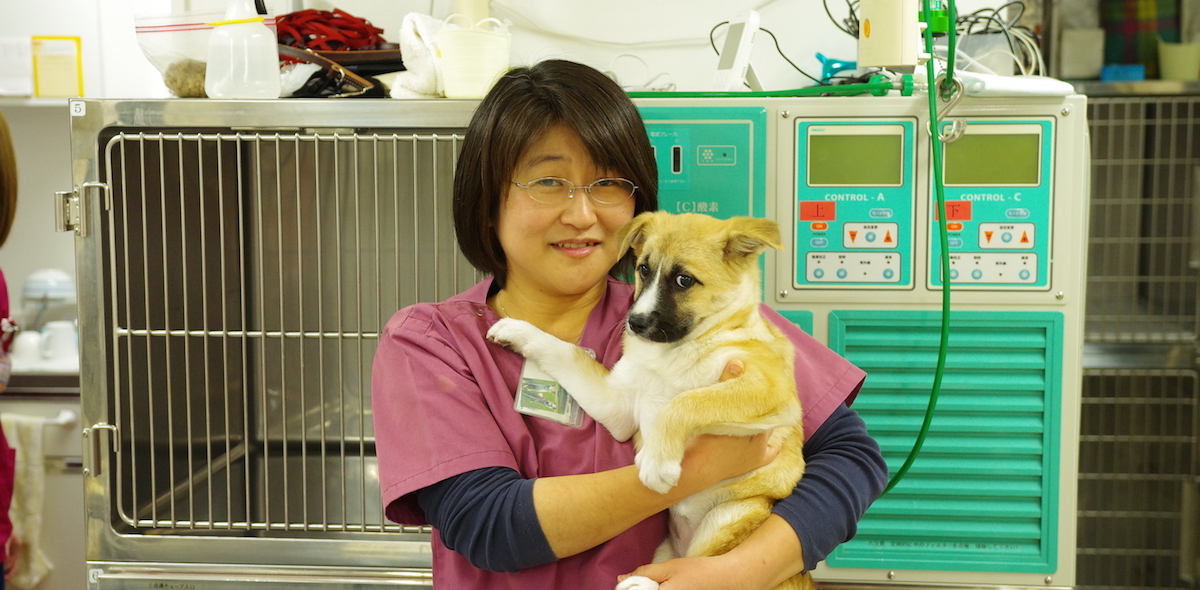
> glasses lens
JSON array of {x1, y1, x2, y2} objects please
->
[
  {"x1": 523, "y1": 177, "x2": 570, "y2": 204},
  {"x1": 588, "y1": 178, "x2": 636, "y2": 204}
]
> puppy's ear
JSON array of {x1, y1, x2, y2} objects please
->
[
  {"x1": 618, "y1": 211, "x2": 658, "y2": 256},
  {"x1": 724, "y1": 217, "x2": 784, "y2": 259}
]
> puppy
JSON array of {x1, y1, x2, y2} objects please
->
[{"x1": 487, "y1": 211, "x2": 811, "y2": 590}]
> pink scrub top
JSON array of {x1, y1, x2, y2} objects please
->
[{"x1": 372, "y1": 277, "x2": 865, "y2": 589}]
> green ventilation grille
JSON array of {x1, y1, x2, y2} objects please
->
[{"x1": 826, "y1": 310, "x2": 1063, "y2": 573}]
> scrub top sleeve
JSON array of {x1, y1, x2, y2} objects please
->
[
  {"x1": 759, "y1": 305, "x2": 866, "y2": 440},
  {"x1": 372, "y1": 306, "x2": 520, "y2": 525}
]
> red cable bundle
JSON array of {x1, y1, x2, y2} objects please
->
[{"x1": 276, "y1": 9, "x2": 386, "y2": 52}]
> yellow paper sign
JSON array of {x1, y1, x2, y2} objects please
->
[{"x1": 32, "y1": 36, "x2": 83, "y2": 98}]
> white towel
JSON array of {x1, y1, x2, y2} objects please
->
[
  {"x1": 392, "y1": 13, "x2": 445, "y2": 98},
  {"x1": 0, "y1": 414, "x2": 50, "y2": 590}
]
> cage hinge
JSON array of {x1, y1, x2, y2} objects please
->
[
  {"x1": 55, "y1": 181, "x2": 109, "y2": 237},
  {"x1": 83, "y1": 422, "x2": 119, "y2": 478}
]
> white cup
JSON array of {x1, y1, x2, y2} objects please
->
[
  {"x1": 39, "y1": 320, "x2": 78, "y2": 363},
  {"x1": 10, "y1": 331, "x2": 42, "y2": 370},
  {"x1": 437, "y1": 15, "x2": 511, "y2": 99}
]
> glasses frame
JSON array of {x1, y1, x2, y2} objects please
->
[{"x1": 512, "y1": 176, "x2": 638, "y2": 206}]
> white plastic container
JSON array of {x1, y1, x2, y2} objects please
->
[
  {"x1": 204, "y1": 0, "x2": 281, "y2": 99},
  {"x1": 437, "y1": 15, "x2": 510, "y2": 99}
]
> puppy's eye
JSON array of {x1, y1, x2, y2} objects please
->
[
  {"x1": 638, "y1": 264, "x2": 650, "y2": 279},
  {"x1": 674, "y1": 275, "x2": 695, "y2": 288}
]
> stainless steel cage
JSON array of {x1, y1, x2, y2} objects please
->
[
  {"x1": 103, "y1": 129, "x2": 474, "y2": 536},
  {"x1": 1080, "y1": 94, "x2": 1200, "y2": 590},
  {"x1": 71, "y1": 101, "x2": 480, "y2": 585},
  {"x1": 1085, "y1": 97, "x2": 1200, "y2": 344}
]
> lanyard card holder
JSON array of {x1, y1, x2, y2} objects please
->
[{"x1": 514, "y1": 357, "x2": 584, "y2": 427}]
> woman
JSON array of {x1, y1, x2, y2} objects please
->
[
  {"x1": 0, "y1": 110, "x2": 21, "y2": 588},
  {"x1": 371, "y1": 59, "x2": 887, "y2": 589}
]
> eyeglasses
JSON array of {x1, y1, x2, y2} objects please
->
[{"x1": 512, "y1": 177, "x2": 638, "y2": 206}]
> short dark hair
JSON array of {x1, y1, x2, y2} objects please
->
[
  {"x1": 452, "y1": 59, "x2": 659, "y2": 288},
  {"x1": 0, "y1": 112, "x2": 15, "y2": 248}
]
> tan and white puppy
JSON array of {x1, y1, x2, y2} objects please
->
[{"x1": 487, "y1": 211, "x2": 812, "y2": 590}]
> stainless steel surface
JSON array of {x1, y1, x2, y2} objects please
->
[
  {"x1": 72, "y1": 100, "x2": 479, "y2": 575},
  {"x1": 1077, "y1": 369, "x2": 1198, "y2": 589},
  {"x1": 89, "y1": 563, "x2": 433, "y2": 589},
  {"x1": 1072, "y1": 81, "x2": 1200, "y2": 98},
  {"x1": 102, "y1": 129, "x2": 474, "y2": 534},
  {"x1": 1079, "y1": 95, "x2": 1200, "y2": 590},
  {"x1": 1085, "y1": 97, "x2": 1200, "y2": 343}
]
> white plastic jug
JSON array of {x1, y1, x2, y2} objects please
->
[
  {"x1": 437, "y1": 15, "x2": 511, "y2": 99},
  {"x1": 204, "y1": 0, "x2": 281, "y2": 99}
]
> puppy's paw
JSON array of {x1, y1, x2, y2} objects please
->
[
  {"x1": 635, "y1": 453, "x2": 682, "y2": 494},
  {"x1": 486, "y1": 318, "x2": 543, "y2": 354},
  {"x1": 615, "y1": 576, "x2": 660, "y2": 590}
]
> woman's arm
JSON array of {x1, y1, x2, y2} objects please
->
[
  {"x1": 418, "y1": 431, "x2": 775, "y2": 571},
  {"x1": 534, "y1": 431, "x2": 774, "y2": 558},
  {"x1": 619, "y1": 403, "x2": 887, "y2": 589}
]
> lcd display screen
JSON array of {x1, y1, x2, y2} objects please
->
[
  {"x1": 808, "y1": 132, "x2": 903, "y2": 186},
  {"x1": 944, "y1": 133, "x2": 1040, "y2": 186}
]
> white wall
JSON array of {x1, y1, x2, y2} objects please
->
[{"x1": 0, "y1": 105, "x2": 75, "y2": 325}]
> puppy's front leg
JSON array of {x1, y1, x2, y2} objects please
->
[
  {"x1": 635, "y1": 368, "x2": 791, "y2": 493},
  {"x1": 487, "y1": 318, "x2": 578, "y2": 371},
  {"x1": 487, "y1": 318, "x2": 636, "y2": 440}
]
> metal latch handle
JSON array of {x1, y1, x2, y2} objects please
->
[
  {"x1": 55, "y1": 181, "x2": 109, "y2": 237},
  {"x1": 83, "y1": 422, "x2": 119, "y2": 478}
]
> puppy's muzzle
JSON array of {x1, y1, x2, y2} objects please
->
[{"x1": 627, "y1": 311, "x2": 689, "y2": 343}]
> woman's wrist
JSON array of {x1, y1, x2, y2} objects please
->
[{"x1": 721, "y1": 514, "x2": 805, "y2": 589}]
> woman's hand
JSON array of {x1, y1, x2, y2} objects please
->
[
  {"x1": 618, "y1": 515, "x2": 804, "y2": 590},
  {"x1": 675, "y1": 358, "x2": 779, "y2": 492},
  {"x1": 5, "y1": 534, "x2": 20, "y2": 577},
  {"x1": 618, "y1": 553, "x2": 772, "y2": 590}
]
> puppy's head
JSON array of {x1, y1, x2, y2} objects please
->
[{"x1": 617, "y1": 212, "x2": 782, "y2": 343}]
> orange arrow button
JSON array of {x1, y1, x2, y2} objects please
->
[
  {"x1": 849, "y1": 230, "x2": 858, "y2": 242},
  {"x1": 1020, "y1": 232, "x2": 1030, "y2": 243},
  {"x1": 884, "y1": 231, "x2": 893, "y2": 243},
  {"x1": 985, "y1": 231, "x2": 994, "y2": 243}
]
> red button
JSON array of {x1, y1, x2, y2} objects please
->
[
  {"x1": 800, "y1": 201, "x2": 836, "y2": 221},
  {"x1": 811, "y1": 222, "x2": 828, "y2": 231}
]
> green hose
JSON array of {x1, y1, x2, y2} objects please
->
[{"x1": 881, "y1": 0, "x2": 956, "y2": 495}]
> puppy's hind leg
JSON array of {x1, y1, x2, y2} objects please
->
[{"x1": 686, "y1": 497, "x2": 816, "y2": 590}]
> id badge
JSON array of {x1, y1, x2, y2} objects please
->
[{"x1": 513, "y1": 358, "x2": 584, "y2": 427}]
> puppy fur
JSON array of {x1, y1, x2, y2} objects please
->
[{"x1": 487, "y1": 211, "x2": 812, "y2": 590}]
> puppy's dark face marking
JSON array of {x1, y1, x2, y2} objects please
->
[{"x1": 628, "y1": 260, "x2": 702, "y2": 343}]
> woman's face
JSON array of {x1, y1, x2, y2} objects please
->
[{"x1": 496, "y1": 124, "x2": 637, "y2": 299}]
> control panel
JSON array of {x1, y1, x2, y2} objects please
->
[
  {"x1": 928, "y1": 119, "x2": 1053, "y2": 290},
  {"x1": 639, "y1": 106, "x2": 768, "y2": 219},
  {"x1": 793, "y1": 119, "x2": 917, "y2": 289}
]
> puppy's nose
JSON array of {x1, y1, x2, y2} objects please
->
[{"x1": 627, "y1": 311, "x2": 658, "y2": 334}]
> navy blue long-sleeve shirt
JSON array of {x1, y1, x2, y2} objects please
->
[{"x1": 417, "y1": 403, "x2": 887, "y2": 573}]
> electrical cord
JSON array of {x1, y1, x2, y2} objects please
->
[
  {"x1": 707, "y1": 21, "x2": 826, "y2": 86},
  {"x1": 823, "y1": 0, "x2": 860, "y2": 37},
  {"x1": 953, "y1": 1, "x2": 1043, "y2": 76}
]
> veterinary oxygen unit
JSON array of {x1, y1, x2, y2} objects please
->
[
  {"x1": 640, "y1": 94, "x2": 1088, "y2": 588},
  {"x1": 60, "y1": 89, "x2": 1086, "y2": 589}
]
